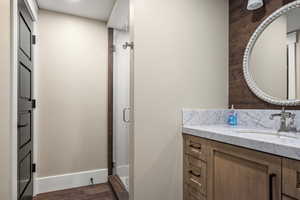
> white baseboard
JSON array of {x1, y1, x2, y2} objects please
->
[{"x1": 35, "y1": 168, "x2": 108, "y2": 195}]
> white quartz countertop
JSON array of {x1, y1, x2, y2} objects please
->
[{"x1": 183, "y1": 125, "x2": 300, "y2": 160}]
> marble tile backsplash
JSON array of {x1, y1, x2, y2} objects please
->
[
  {"x1": 183, "y1": 109, "x2": 300, "y2": 130},
  {"x1": 182, "y1": 109, "x2": 228, "y2": 126}
]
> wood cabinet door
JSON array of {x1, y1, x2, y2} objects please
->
[
  {"x1": 207, "y1": 142, "x2": 282, "y2": 200},
  {"x1": 283, "y1": 158, "x2": 300, "y2": 199}
]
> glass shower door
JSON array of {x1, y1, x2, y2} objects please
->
[{"x1": 113, "y1": 29, "x2": 130, "y2": 191}]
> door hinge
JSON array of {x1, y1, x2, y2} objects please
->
[
  {"x1": 112, "y1": 162, "x2": 116, "y2": 168},
  {"x1": 32, "y1": 35, "x2": 37, "y2": 45},
  {"x1": 32, "y1": 99, "x2": 37, "y2": 109},
  {"x1": 32, "y1": 163, "x2": 36, "y2": 173},
  {"x1": 122, "y1": 42, "x2": 134, "y2": 50}
]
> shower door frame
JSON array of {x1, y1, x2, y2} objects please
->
[
  {"x1": 107, "y1": 27, "x2": 131, "y2": 200},
  {"x1": 108, "y1": 28, "x2": 114, "y2": 176},
  {"x1": 108, "y1": 1, "x2": 135, "y2": 197}
]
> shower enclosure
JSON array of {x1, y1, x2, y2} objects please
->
[{"x1": 113, "y1": 29, "x2": 130, "y2": 191}]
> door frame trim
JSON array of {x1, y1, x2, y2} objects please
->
[
  {"x1": 11, "y1": 1, "x2": 18, "y2": 199},
  {"x1": 108, "y1": 28, "x2": 114, "y2": 176},
  {"x1": 129, "y1": 0, "x2": 135, "y2": 198},
  {"x1": 11, "y1": 0, "x2": 38, "y2": 199}
]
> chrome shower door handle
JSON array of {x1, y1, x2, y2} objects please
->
[{"x1": 123, "y1": 107, "x2": 131, "y2": 123}]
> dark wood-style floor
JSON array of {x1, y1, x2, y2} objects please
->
[{"x1": 33, "y1": 184, "x2": 116, "y2": 200}]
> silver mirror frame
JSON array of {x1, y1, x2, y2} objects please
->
[{"x1": 243, "y1": 1, "x2": 300, "y2": 106}]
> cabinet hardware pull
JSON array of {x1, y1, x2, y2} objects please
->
[
  {"x1": 190, "y1": 178, "x2": 202, "y2": 187},
  {"x1": 123, "y1": 107, "x2": 130, "y2": 123},
  {"x1": 269, "y1": 173, "x2": 276, "y2": 200},
  {"x1": 189, "y1": 170, "x2": 201, "y2": 178},
  {"x1": 18, "y1": 123, "x2": 29, "y2": 128},
  {"x1": 189, "y1": 144, "x2": 201, "y2": 150},
  {"x1": 297, "y1": 172, "x2": 300, "y2": 188}
]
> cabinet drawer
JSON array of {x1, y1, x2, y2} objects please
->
[
  {"x1": 184, "y1": 155, "x2": 207, "y2": 196},
  {"x1": 283, "y1": 158, "x2": 300, "y2": 199},
  {"x1": 184, "y1": 184, "x2": 206, "y2": 200},
  {"x1": 185, "y1": 135, "x2": 207, "y2": 161}
]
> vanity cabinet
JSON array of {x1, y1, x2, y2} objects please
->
[
  {"x1": 283, "y1": 159, "x2": 300, "y2": 199},
  {"x1": 282, "y1": 196, "x2": 297, "y2": 200},
  {"x1": 183, "y1": 134, "x2": 283, "y2": 200},
  {"x1": 184, "y1": 136, "x2": 208, "y2": 200},
  {"x1": 185, "y1": 135, "x2": 208, "y2": 162}
]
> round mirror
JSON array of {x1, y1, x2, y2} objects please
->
[{"x1": 244, "y1": 1, "x2": 300, "y2": 105}]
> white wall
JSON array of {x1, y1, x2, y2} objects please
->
[
  {"x1": 0, "y1": 0, "x2": 11, "y2": 199},
  {"x1": 132, "y1": 0, "x2": 229, "y2": 199},
  {"x1": 37, "y1": 10, "x2": 108, "y2": 177}
]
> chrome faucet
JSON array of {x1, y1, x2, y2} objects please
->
[{"x1": 269, "y1": 107, "x2": 297, "y2": 132}]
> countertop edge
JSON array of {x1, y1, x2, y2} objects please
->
[{"x1": 182, "y1": 126, "x2": 300, "y2": 161}]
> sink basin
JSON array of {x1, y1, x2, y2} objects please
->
[{"x1": 235, "y1": 128, "x2": 299, "y2": 139}]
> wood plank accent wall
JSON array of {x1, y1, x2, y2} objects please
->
[{"x1": 229, "y1": 0, "x2": 298, "y2": 109}]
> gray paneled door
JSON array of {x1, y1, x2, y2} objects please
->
[{"x1": 18, "y1": 0, "x2": 35, "y2": 199}]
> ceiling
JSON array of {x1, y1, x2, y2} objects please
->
[{"x1": 36, "y1": 0, "x2": 116, "y2": 21}]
